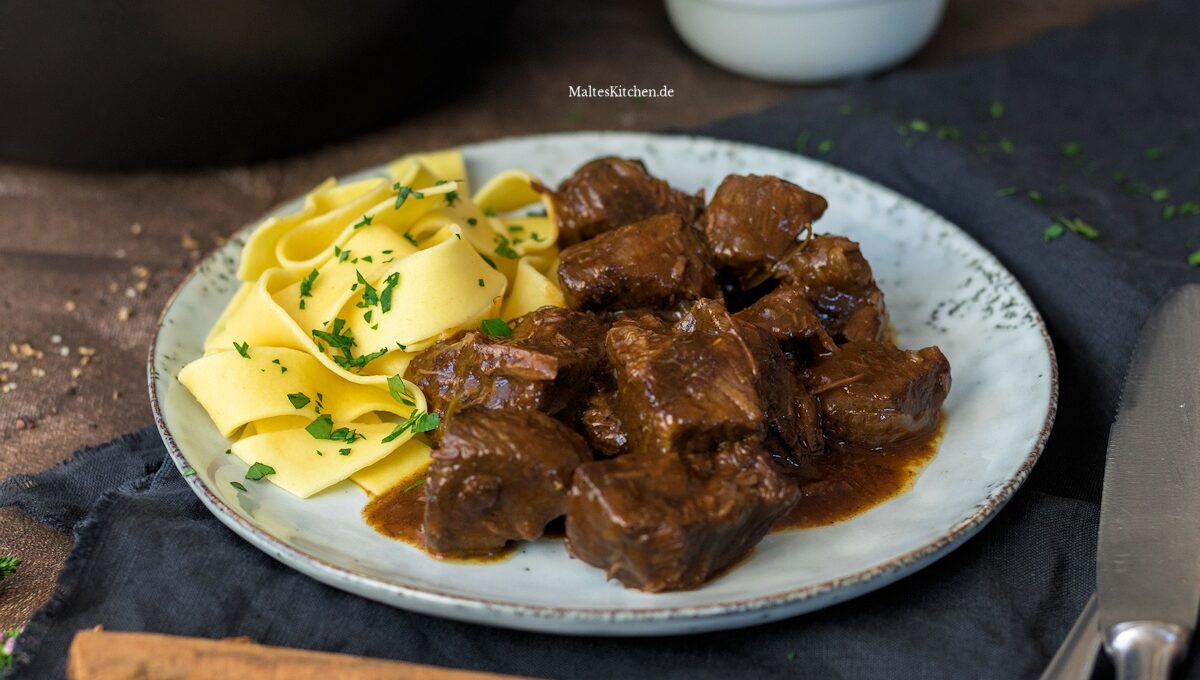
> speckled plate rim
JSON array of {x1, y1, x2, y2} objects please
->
[{"x1": 148, "y1": 131, "x2": 1058, "y2": 635}]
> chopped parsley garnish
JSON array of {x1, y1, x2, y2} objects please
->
[
  {"x1": 403, "y1": 478, "x2": 426, "y2": 493},
  {"x1": 467, "y1": 217, "x2": 478, "y2": 226},
  {"x1": 795, "y1": 131, "x2": 809, "y2": 154},
  {"x1": 0, "y1": 555, "x2": 22, "y2": 580},
  {"x1": 305, "y1": 414, "x2": 364, "y2": 442},
  {"x1": 306, "y1": 414, "x2": 334, "y2": 439},
  {"x1": 232, "y1": 341, "x2": 250, "y2": 358},
  {"x1": 353, "y1": 214, "x2": 374, "y2": 229},
  {"x1": 329, "y1": 429, "x2": 362, "y2": 445},
  {"x1": 1150, "y1": 188, "x2": 1170, "y2": 202},
  {"x1": 936, "y1": 126, "x2": 961, "y2": 140},
  {"x1": 379, "y1": 272, "x2": 400, "y2": 313},
  {"x1": 382, "y1": 410, "x2": 441, "y2": 442},
  {"x1": 1189, "y1": 250, "x2": 1200, "y2": 267},
  {"x1": 339, "y1": 448, "x2": 352, "y2": 456},
  {"x1": 1043, "y1": 223, "x2": 1065, "y2": 241},
  {"x1": 478, "y1": 278, "x2": 485, "y2": 287},
  {"x1": 1144, "y1": 147, "x2": 1165, "y2": 161},
  {"x1": 484, "y1": 207, "x2": 498, "y2": 218},
  {"x1": 413, "y1": 412, "x2": 441, "y2": 432},
  {"x1": 909, "y1": 119, "x2": 929, "y2": 133},
  {"x1": 299, "y1": 268, "x2": 319, "y2": 309},
  {"x1": 382, "y1": 249, "x2": 393, "y2": 255},
  {"x1": 507, "y1": 224, "x2": 524, "y2": 233},
  {"x1": 225, "y1": 448, "x2": 232, "y2": 455},
  {"x1": 313, "y1": 318, "x2": 355, "y2": 354},
  {"x1": 355, "y1": 271, "x2": 379, "y2": 308},
  {"x1": 393, "y1": 183, "x2": 413, "y2": 209},
  {"x1": 1056, "y1": 215, "x2": 1099, "y2": 240},
  {"x1": 287, "y1": 392, "x2": 311, "y2": 409},
  {"x1": 1027, "y1": 190, "x2": 1043, "y2": 205},
  {"x1": 995, "y1": 187, "x2": 1018, "y2": 197},
  {"x1": 272, "y1": 358, "x2": 287, "y2": 374},
  {"x1": 816, "y1": 140, "x2": 833, "y2": 155},
  {"x1": 388, "y1": 375, "x2": 416, "y2": 406},
  {"x1": 480, "y1": 254, "x2": 497, "y2": 270},
  {"x1": 445, "y1": 189, "x2": 459, "y2": 207},
  {"x1": 360, "y1": 255, "x2": 373, "y2": 263},
  {"x1": 530, "y1": 232, "x2": 543, "y2": 242},
  {"x1": 480, "y1": 317, "x2": 513, "y2": 337},
  {"x1": 364, "y1": 309, "x2": 373, "y2": 324},
  {"x1": 494, "y1": 235, "x2": 520, "y2": 259},
  {"x1": 334, "y1": 346, "x2": 387, "y2": 371},
  {"x1": 396, "y1": 342, "x2": 407, "y2": 351},
  {"x1": 1061, "y1": 142, "x2": 1081, "y2": 157},
  {"x1": 998, "y1": 139, "x2": 1014, "y2": 154},
  {"x1": 230, "y1": 481, "x2": 248, "y2": 492},
  {"x1": 315, "y1": 450, "x2": 323, "y2": 456},
  {"x1": 334, "y1": 246, "x2": 352, "y2": 263},
  {"x1": 990, "y1": 99, "x2": 1005, "y2": 119},
  {"x1": 182, "y1": 467, "x2": 196, "y2": 477},
  {"x1": 245, "y1": 462, "x2": 276, "y2": 481}
]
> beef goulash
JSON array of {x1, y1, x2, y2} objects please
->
[{"x1": 396, "y1": 157, "x2": 951, "y2": 590}]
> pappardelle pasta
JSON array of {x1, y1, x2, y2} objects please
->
[{"x1": 179, "y1": 149, "x2": 563, "y2": 499}]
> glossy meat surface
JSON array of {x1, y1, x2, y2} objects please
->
[
  {"x1": 806, "y1": 341, "x2": 951, "y2": 451},
  {"x1": 705, "y1": 174, "x2": 829, "y2": 285},
  {"x1": 772, "y1": 235, "x2": 888, "y2": 343},
  {"x1": 404, "y1": 306, "x2": 606, "y2": 425},
  {"x1": 566, "y1": 440, "x2": 800, "y2": 592},
  {"x1": 734, "y1": 281, "x2": 838, "y2": 357},
  {"x1": 605, "y1": 299, "x2": 763, "y2": 456},
  {"x1": 558, "y1": 213, "x2": 719, "y2": 312},
  {"x1": 735, "y1": 318, "x2": 824, "y2": 463},
  {"x1": 425, "y1": 408, "x2": 591, "y2": 556},
  {"x1": 581, "y1": 390, "x2": 626, "y2": 457},
  {"x1": 547, "y1": 157, "x2": 704, "y2": 246}
]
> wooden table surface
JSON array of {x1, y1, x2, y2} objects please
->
[{"x1": 0, "y1": 0, "x2": 1135, "y2": 631}]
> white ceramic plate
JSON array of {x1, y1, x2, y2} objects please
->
[{"x1": 150, "y1": 132, "x2": 1056, "y2": 636}]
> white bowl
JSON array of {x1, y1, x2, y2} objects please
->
[{"x1": 665, "y1": 0, "x2": 946, "y2": 83}]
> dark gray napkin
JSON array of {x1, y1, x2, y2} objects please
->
[{"x1": 3, "y1": 0, "x2": 1198, "y2": 677}]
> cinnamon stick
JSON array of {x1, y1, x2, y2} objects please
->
[{"x1": 67, "y1": 628, "x2": 533, "y2": 680}]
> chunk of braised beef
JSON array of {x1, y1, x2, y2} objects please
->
[
  {"x1": 705, "y1": 174, "x2": 829, "y2": 286},
  {"x1": 805, "y1": 341, "x2": 951, "y2": 451},
  {"x1": 403, "y1": 306, "x2": 606, "y2": 428},
  {"x1": 734, "y1": 282, "x2": 838, "y2": 358},
  {"x1": 425, "y1": 408, "x2": 592, "y2": 557},
  {"x1": 606, "y1": 299, "x2": 763, "y2": 456},
  {"x1": 558, "y1": 213, "x2": 719, "y2": 312},
  {"x1": 545, "y1": 157, "x2": 704, "y2": 246},
  {"x1": 771, "y1": 235, "x2": 888, "y2": 343},
  {"x1": 565, "y1": 440, "x2": 800, "y2": 592},
  {"x1": 734, "y1": 318, "x2": 824, "y2": 464},
  {"x1": 581, "y1": 390, "x2": 627, "y2": 457}
]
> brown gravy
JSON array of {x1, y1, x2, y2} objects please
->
[
  {"x1": 774, "y1": 420, "x2": 943, "y2": 531},
  {"x1": 362, "y1": 478, "x2": 519, "y2": 563},
  {"x1": 363, "y1": 419, "x2": 943, "y2": 557}
]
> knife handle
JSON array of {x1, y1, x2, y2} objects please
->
[{"x1": 1105, "y1": 622, "x2": 1188, "y2": 680}]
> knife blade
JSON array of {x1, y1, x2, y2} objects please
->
[
  {"x1": 1096, "y1": 284, "x2": 1200, "y2": 680},
  {"x1": 1039, "y1": 594, "x2": 1100, "y2": 680}
]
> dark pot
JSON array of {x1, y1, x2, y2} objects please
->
[{"x1": 0, "y1": 1, "x2": 516, "y2": 170}]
